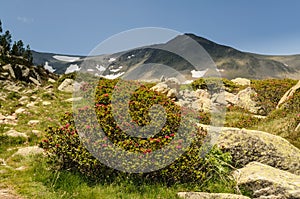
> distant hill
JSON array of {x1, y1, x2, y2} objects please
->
[{"x1": 31, "y1": 34, "x2": 300, "y2": 80}]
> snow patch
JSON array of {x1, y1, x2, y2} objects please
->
[
  {"x1": 87, "y1": 69, "x2": 94, "y2": 72},
  {"x1": 110, "y1": 68, "x2": 121, "y2": 73},
  {"x1": 127, "y1": 54, "x2": 135, "y2": 59},
  {"x1": 104, "y1": 72, "x2": 125, "y2": 79},
  {"x1": 96, "y1": 65, "x2": 106, "y2": 72},
  {"x1": 53, "y1": 55, "x2": 80, "y2": 62},
  {"x1": 108, "y1": 57, "x2": 116, "y2": 63},
  {"x1": 44, "y1": 62, "x2": 55, "y2": 73},
  {"x1": 65, "y1": 64, "x2": 80, "y2": 74},
  {"x1": 191, "y1": 69, "x2": 208, "y2": 78}
]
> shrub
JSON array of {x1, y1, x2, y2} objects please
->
[
  {"x1": 250, "y1": 79, "x2": 297, "y2": 115},
  {"x1": 191, "y1": 77, "x2": 241, "y2": 94},
  {"x1": 41, "y1": 78, "x2": 233, "y2": 185}
]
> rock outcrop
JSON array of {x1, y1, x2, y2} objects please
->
[
  {"x1": 199, "y1": 124, "x2": 300, "y2": 175},
  {"x1": 234, "y1": 162, "x2": 300, "y2": 199},
  {"x1": 277, "y1": 80, "x2": 300, "y2": 109}
]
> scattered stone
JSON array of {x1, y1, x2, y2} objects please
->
[
  {"x1": 15, "y1": 166, "x2": 27, "y2": 171},
  {"x1": 42, "y1": 101, "x2": 51, "y2": 106},
  {"x1": 58, "y1": 78, "x2": 78, "y2": 92},
  {"x1": 65, "y1": 97, "x2": 82, "y2": 102},
  {"x1": 234, "y1": 162, "x2": 300, "y2": 199},
  {"x1": 5, "y1": 130, "x2": 28, "y2": 138},
  {"x1": 18, "y1": 96, "x2": 28, "y2": 102},
  {"x1": 26, "y1": 101, "x2": 37, "y2": 108},
  {"x1": 31, "y1": 130, "x2": 41, "y2": 136},
  {"x1": 177, "y1": 192, "x2": 250, "y2": 199},
  {"x1": 277, "y1": 80, "x2": 300, "y2": 109},
  {"x1": 15, "y1": 107, "x2": 26, "y2": 114},
  {"x1": 295, "y1": 123, "x2": 300, "y2": 132},
  {"x1": 0, "y1": 113, "x2": 18, "y2": 125},
  {"x1": 199, "y1": 124, "x2": 300, "y2": 175},
  {"x1": 0, "y1": 188, "x2": 23, "y2": 199},
  {"x1": 27, "y1": 120, "x2": 40, "y2": 126},
  {"x1": 12, "y1": 146, "x2": 43, "y2": 157},
  {"x1": 231, "y1": 77, "x2": 251, "y2": 86},
  {"x1": 29, "y1": 77, "x2": 41, "y2": 86},
  {"x1": 48, "y1": 78, "x2": 56, "y2": 83}
]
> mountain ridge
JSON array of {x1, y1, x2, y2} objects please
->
[{"x1": 31, "y1": 33, "x2": 300, "y2": 80}]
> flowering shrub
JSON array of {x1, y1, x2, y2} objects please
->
[{"x1": 41, "y1": 78, "x2": 232, "y2": 184}]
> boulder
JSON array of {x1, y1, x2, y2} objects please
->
[
  {"x1": 235, "y1": 87, "x2": 260, "y2": 114},
  {"x1": 27, "y1": 120, "x2": 40, "y2": 126},
  {"x1": 191, "y1": 98, "x2": 212, "y2": 112},
  {"x1": 5, "y1": 130, "x2": 28, "y2": 138},
  {"x1": 12, "y1": 146, "x2": 43, "y2": 157},
  {"x1": 234, "y1": 162, "x2": 300, "y2": 199},
  {"x1": 198, "y1": 124, "x2": 300, "y2": 175},
  {"x1": 42, "y1": 101, "x2": 51, "y2": 106},
  {"x1": 231, "y1": 78, "x2": 251, "y2": 86},
  {"x1": 150, "y1": 82, "x2": 169, "y2": 94},
  {"x1": 58, "y1": 79, "x2": 76, "y2": 92},
  {"x1": 177, "y1": 192, "x2": 250, "y2": 199},
  {"x1": 276, "y1": 80, "x2": 300, "y2": 109}
]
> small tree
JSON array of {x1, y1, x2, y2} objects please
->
[
  {"x1": 0, "y1": 30, "x2": 12, "y2": 54},
  {"x1": 0, "y1": 19, "x2": 2, "y2": 33},
  {"x1": 23, "y1": 44, "x2": 33, "y2": 64}
]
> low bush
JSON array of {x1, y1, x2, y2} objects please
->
[{"x1": 250, "y1": 79, "x2": 297, "y2": 115}]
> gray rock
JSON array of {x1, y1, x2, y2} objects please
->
[
  {"x1": 29, "y1": 77, "x2": 41, "y2": 86},
  {"x1": 150, "y1": 82, "x2": 170, "y2": 94},
  {"x1": 12, "y1": 146, "x2": 43, "y2": 157},
  {"x1": 27, "y1": 120, "x2": 40, "y2": 126},
  {"x1": 58, "y1": 78, "x2": 76, "y2": 92},
  {"x1": 277, "y1": 80, "x2": 300, "y2": 109},
  {"x1": 199, "y1": 124, "x2": 300, "y2": 175},
  {"x1": 231, "y1": 78, "x2": 251, "y2": 86},
  {"x1": 236, "y1": 87, "x2": 260, "y2": 114},
  {"x1": 5, "y1": 130, "x2": 28, "y2": 138},
  {"x1": 15, "y1": 107, "x2": 26, "y2": 114},
  {"x1": 234, "y1": 162, "x2": 300, "y2": 199},
  {"x1": 177, "y1": 192, "x2": 250, "y2": 199}
]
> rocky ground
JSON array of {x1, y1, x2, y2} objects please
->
[{"x1": 0, "y1": 68, "x2": 300, "y2": 198}]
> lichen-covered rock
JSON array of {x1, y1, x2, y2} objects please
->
[
  {"x1": 276, "y1": 80, "x2": 300, "y2": 109},
  {"x1": 231, "y1": 78, "x2": 251, "y2": 86},
  {"x1": 234, "y1": 162, "x2": 300, "y2": 199},
  {"x1": 235, "y1": 87, "x2": 260, "y2": 114},
  {"x1": 58, "y1": 78, "x2": 76, "y2": 92},
  {"x1": 198, "y1": 124, "x2": 300, "y2": 175},
  {"x1": 177, "y1": 192, "x2": 250, "y2": 199}
]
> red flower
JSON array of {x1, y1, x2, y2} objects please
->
[
  {"x1": 176, "y1": 145, "x2": 182, "y2": 149},
  {"x1": 103, "y1": 93, "x2": 109, "y2": 97},
  {"x1": 170, "y1": 133, "x2": 175, "y2": 137},
  {"x1": 86, "y1": 125, "x2": 91, "y2": 129},
  {"x1": 65, "y1": 123, "x2": 70, "y2": 128},
  {"x1": 43, "y1": 139, "x2": 48, "y2": 143},
  {"x1": 102, "y1": 144, "x2": 108, "y2": 147},
  {"x1": 165, "y1": 135, "x2": 170, "y2": 139}
]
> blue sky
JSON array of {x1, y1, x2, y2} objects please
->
[{"x1": 1, "y1": 0, "x2": 300, "y2": 56}]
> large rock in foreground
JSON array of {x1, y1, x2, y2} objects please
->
[
  {"x1": 177, "y1": 192, "x2": 250, "y2": 199},
  {"x1": 234, "y1": 162, "x2": 300, "y2": 199},
  {"x1": 199, "y1": 124, "x2": 300, "y2": 175}
]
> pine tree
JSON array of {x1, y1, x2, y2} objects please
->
[
  {"x1": 24, "y1": 44, "x2": 33, "y2": 64},
  {"x1": 0, "y1": 19, "x2": 2, "y2": 33},
  {"x1": 0, "y1": 30, "x2": 12, "y2": 54}
]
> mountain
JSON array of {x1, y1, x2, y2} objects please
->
[{"x1": 32, "y1": 34, "x2": 300, "y2": 80}]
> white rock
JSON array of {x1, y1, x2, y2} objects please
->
[
  {"x1": 27, "y1": 120, "x2": 40, "y2": 125},
  {"x1": 15, "y1": 107, "x2": 26, "y2": 114},
  {"x1": 5, "y1": 130, "x2": 28, "y2": 138},
  {"x1": 231, "y1": 77, "x2": 251, "y2": 86},
  {"x1": 42, "y1": 101, "x2": 51, "y2": 106}
]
